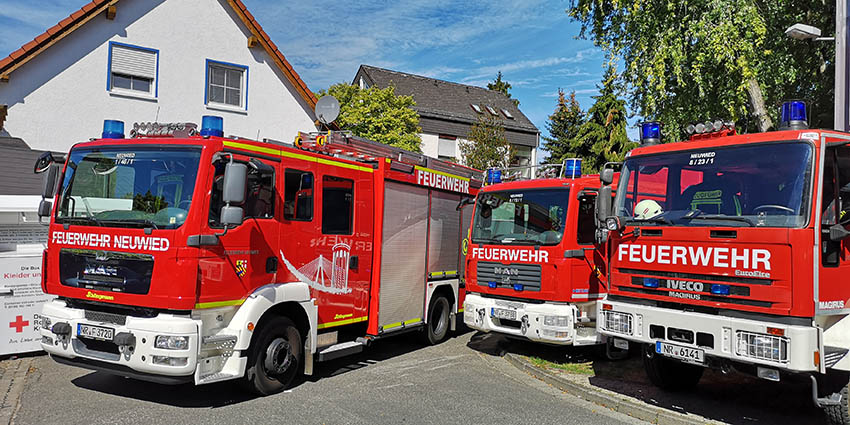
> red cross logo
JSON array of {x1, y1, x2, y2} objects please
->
[{"x1": 9, "y1": 315, "x2": 29, "y2": 333}]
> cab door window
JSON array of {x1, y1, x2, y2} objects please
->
[
  {"x1": 822, "y1": 146, "x2": 850, "y2": 266},
  {"x1": 284, "y1": 169, "x2": 313, "y2": 221},
  {"x1": 322, "y1": 176, "x2": 354, "y2": 235},
  {"x1": 208, "y1": 158, "x2": 275, "y2": 227},
  {"x1": 576, "y1": 193, "x2": 596, "y2": 245}
]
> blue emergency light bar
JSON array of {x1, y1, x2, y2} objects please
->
[
  {"x1": 200, "y1": 115, "x2": 224, "y2": 137},
  {"x1": 565, "y1": 158, "x2": 582, "y2": 178},
  {"x1": 102, "y1": 120, "x2": 125, "y2": 139},
  {"x1": 780, "y1": 100, "x2": 808, "y2": 130},
  {"x1": 486, "y1": 169, "x2": 502, "y2": 185},
  {"x1": 640, "y1": 122, "x2": 661, "y2": 146}
]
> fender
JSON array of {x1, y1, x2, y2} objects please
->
[
  {"x1": 426, "y1": 279, "x2": 460, "y2": 330},
  {"x1": 225, "y1": 281, "x2": 317, "y2": 356}
]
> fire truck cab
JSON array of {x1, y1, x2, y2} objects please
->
[
  {"x1": 463, "y1": 161, "x2": 615, "y2": 346},
  {"x1": 34, "y1": 116, "x2": 480, "y2": 395},
  {"x1": 596, "y1": 103, "x2": 850, "y2": 422}
]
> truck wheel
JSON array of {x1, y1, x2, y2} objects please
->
[
  {"x1": 824, "y1": 382, "x2": 850, "y2": 425},
  {"x1": 642, "y1": 344, "x2": 703, "y2": 390},
  {"x1": 424, "y1": 295, "x2": 450, "y2": 345},
  {"x1": 242, "y1": 316, "x2": 302, "y2": 395}
]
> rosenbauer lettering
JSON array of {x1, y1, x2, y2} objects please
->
[
  {"x1": 471, "y1": 247, "x2": 549, "y2": 263},
  {"x1": 617, "y1": 244, "x2": 771, "y2": 272}
]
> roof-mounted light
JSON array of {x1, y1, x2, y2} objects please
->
[
  {"x1": 565, "y1": 158, "x2": 582, "y2": 178},
  {"x1": 780, "y1": 100, "x2": 808, "y2": 130},
  {"x1": 200, "y1": 115, "x2": 224, "y2": 137},
  {"x1": 686, "y1": 119, "x2": 736, "y2": 139},
  {"x1": 639, "y1": 122, "x2": 661, "y2": 146},
  {"x1": 486, "y1": 168, "x2": 502, "y2": 185},
  {"x1": 102, "y1": 120, "x2": 125, "y2": 139}
]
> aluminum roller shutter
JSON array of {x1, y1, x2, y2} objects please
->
[
  {"x1": 111, "y1": 45, "x2": 157, "y2": 79},
  {"x1": 378, "y1": 182, "x2": 428, "y2": 330},
  {"x1": 459, "y1": 198, "x2": 473, "y2": 280},
  {"x1": 428, "y1": 191, "x2": 461, "y2": 278}
]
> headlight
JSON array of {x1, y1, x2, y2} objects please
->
[
  {"x1": 151, "y1": 355, "x2": 188, "y2": 366},
  {"x1": 606, "y1": 217, "x2": 621, "y2": 231},
  {"x1": 543, "y1": 315, "x2": 570, "y2": 327},
  {"x1": 155, "y1": 335, "x2": 190, "y2": 350}
]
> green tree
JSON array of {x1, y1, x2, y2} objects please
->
[
  {"x1": 568, "y1": 0, "x2": 835, "y2": 140},
  {"x1": 542, "y1": 89, "x2": 585, "y2": 163},
  {"x1": 460, "y1": 114, "x2": 514, "y2": 170},
  {"x1": 317, "y1": 83, "x2": 422, "y2": 152},
  {"x1": 487, "y1": 71, "x2": 520, "y2": 106},
  {"x1": 572, "y1": 66, "x2": 637, "y2": 173}
]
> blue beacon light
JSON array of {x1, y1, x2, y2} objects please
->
[
  {"x1": 640, "y1": 122, "x2": 661, "y2": 146},
  {"x1": 486, "y1": 168, "x2": 502, "y2": 185},
  {"x1": 102, "y1": 120, "x2": 125, "y2": 139},
  {"x1": 200, "y1": 115, "x2": 224, "y2": 137},
  {"x1": 565, "y1": 158, "x2": 582, "y2": 178},
  {"x1": 643, "y1": 277, "x2": 660, "y2": 288},
  {"x1": 780, "y1": 101, "x2": 808, "y2": 130}
]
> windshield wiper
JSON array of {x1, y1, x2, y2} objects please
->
[
  {"x1": 626, "y1": 216, "x2": 672, "y2": 226},
  {"x1": 59, "y1": 216, "x2": 103, "y2": 226},
  {"x1": 98, "y1": 218, "x2": 159, "y2": 230},
  {"x1": 681, "y1": 214, "x2": 756, "y2": 227}
]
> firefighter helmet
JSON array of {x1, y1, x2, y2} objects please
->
[{"x1": 634, "y1": 199, "x2": 663, "y2": 219}]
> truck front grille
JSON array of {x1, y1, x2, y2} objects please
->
[{"x1": 476, "y1": 262, "x2": 541, "y2": 291}]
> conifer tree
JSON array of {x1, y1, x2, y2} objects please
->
[{"x1": 542, "y1": 89, "x2": 584, "y2": 164}]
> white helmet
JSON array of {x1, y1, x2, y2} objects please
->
[{"x1": 634, "y1": 199, "x2": 663, "y2": 219}]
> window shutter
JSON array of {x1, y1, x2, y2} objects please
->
[{"x1": 111, "y1": 45, "x2": 156, "y2": 79}]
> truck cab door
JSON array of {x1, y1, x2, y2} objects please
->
[
  {"x1": 819, "y1": 143, "x2": 850, "y2": 314},
  {"x1": 197, "y1": 154, "x2": 279, "y2": 307},
  {"x1": 572, "y1": 191, "x2": 605, "y2": 301}
]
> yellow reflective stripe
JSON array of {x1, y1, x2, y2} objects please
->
[
  {"x1": 194, "y1": 299, "x2": 244, "y2": 309},
  {"x1": 223, "y1": 140, "x2": 281, "y2": 156},
  {"x1": 383, "y1": 318, "x2": 422, "y2": 330},
  {"x1": 429, "y1": 270, "x2": 458, "y2": 278},
  {"x1": 429, "y1": 271, "x2": 444, "y2": 278},
  {"x1": 444, "y1": 270, "x2": 458, "y2": 275},
  {"x1": 280, "y1": 150, "x2": 317, "y2": 162},
  {"x1": 457, "y1": 308, "x2": 464, "y2": 313},
  {"x1": 317, "y1": 315, "x2": 368, "y2": 329},
  {"x1": 414, "y1": 165, "x2": 469, "y2": 182},
  {"x1": 317, "y1": 157, "x2": 373, "y2": 173}
]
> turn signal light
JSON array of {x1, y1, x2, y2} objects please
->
[
  {"x1": 602, "y1": 303, "x2": 613, "y2": 311},
  {"x1": 815, "y1": 350, "x2": 821, "y2": 367},
  {"x1": 766, "y1": 327, "x2": 785, "y2": 336}
]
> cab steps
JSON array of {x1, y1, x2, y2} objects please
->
[{"x1": 317, "y1": 338, "x2": 368, "y2": 362}]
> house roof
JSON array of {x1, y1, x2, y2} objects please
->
[
  {"x1": 0, "y1": 0, "x2": 317, "y2": 108},
  {"x1": 355, "y1": 65, "x2": 539, "y2": 134}
]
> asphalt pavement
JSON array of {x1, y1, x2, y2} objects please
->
[{"x1": 9, "y1": 329, "x2": 645, "y2": 425}]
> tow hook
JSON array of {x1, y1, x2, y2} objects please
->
[
  {"x1": 114, "y1": 332, "x2": 136, "y2": 359},
  {"x1": 811, "y1": 375, "x2": 843, "y2": 407},
  {"x1": 51, "y1": 322, "x2": 71, "y2": 345}
]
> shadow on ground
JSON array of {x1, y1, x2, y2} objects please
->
[
  {"x1": 467, "y1": 332, "x2": 824, "y2": 425},
  {"x1": 68, "y1": 328, "x2": 473, "y2": 408}
]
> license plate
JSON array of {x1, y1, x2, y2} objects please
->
[
  {"x1": 491, "y1": 307, "x2": 516, "y2": 321},
  {"x1": 656, "y1": 341, "x2": 704, "y2": 363},
  {"x1": 77, "y1": 323, "x2": 114, "y2": 341}
]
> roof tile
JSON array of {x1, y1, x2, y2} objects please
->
[
  {"x1": 69, "y1": 9, "x2": 85, "y2": 20},
  {"x1": 21, "y1": 41, "x2": 38, "y2": 52},
  {"x1": 8, "y1": 49, "x2": 26, "y2": 60}
]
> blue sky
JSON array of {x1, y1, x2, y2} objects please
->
[{"x1": 0, "y1": 0, "x2": 619, "y2": 154}]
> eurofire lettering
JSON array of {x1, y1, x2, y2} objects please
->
[
  {"x1": 617, "y1": 244, "x2": 771, "y2": 271},
  {"x1": 470, "y1": 247, "x2": 550, "y2": 263}
]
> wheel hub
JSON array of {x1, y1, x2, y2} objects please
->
[{"x1": 264, "y1": 337, "x2": 293, "y2": 376}]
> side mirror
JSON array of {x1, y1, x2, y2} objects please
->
[
  {"x1": 829, "y1": 223, "x2": 850, "y2": 241},
  {"x1": 596, "y1": 186, "x2": 612, "y2": 225},
  {"x1": 456, "y1": 197, "x2": 475, "y2": 211},
  {"x1": 34, "y1": 152, "x2": 57, "y2": 174},
  {"x1": 38, "y1": 199, "x2": 53, "y2": 218},
  {"x1": 42, "y1": 165, "x2": 59, "y2": 198},
  {"x1": 600, "y1": 168, "x2": 614, "y2": 186},
  {"x1": 223, "y1": 162, "x2": 247, "y2": 204},
  {"x1": 221, "y1": 205, "x2": 244, "y2": 226}
]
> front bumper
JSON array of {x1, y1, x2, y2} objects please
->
[
  {"x1": 598, "y1": 299, "x2": 821, "y2": 373},
  {"x1": 463, "y1": 293, "x2": 601, "y2": 345},
  {"x1": 39, "y1": 299, "x2": 201, "y2": 380}
]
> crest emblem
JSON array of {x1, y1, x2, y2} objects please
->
[{"x1": 235, "y1": 260, "x2": 248, "y2": 277}]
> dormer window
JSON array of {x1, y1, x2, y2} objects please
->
[
  {"x1": 501, "y1": 109, "x2": 514, "y2": 119},
  {"x1": 470, "y1": 104, "x2": 483, "y2": 114},
  {"x1": 486, "y1": 106, "x2": 499, "y2": 116}
]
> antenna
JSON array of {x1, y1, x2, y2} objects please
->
[
  {"x1": 154, "y1": 106, "x2": 160, "y2": 122},
  {"x1": 315, "y1": 95, "x2": 340, "y2": 126}
]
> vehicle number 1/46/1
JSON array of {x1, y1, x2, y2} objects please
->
[
  {"x1": 656, "y1": 341, "x2": 704, "y2": 363},
  {"x1": 491, "y1": 307, "x2": 517, "y2": 321},
  {"x1": 77, "y1": 323, "x2": 114, "y2": 341}
]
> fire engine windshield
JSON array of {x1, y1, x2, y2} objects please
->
[
  {"x1": 472, "y1": 189, "x2": 569, "y2": 245},
  {"x1": 55, "y1": 146, "x2": 202, "y2": 229},
  {"x1": 614, "y1": 141, "x2": 813, "y2": 228}
]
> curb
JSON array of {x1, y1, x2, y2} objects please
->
[{"x1": 503, "y1": 353, "x2": 708, "y2": 425}]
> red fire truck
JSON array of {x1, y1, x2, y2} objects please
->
[
  {"x1": 462, "y1": 161, "x2": 617, "y2": 347},
  {"x1": 33, "y1": 116, "x2": 480, "y2": 394},
  {"x1": 596, "y1": 102, "x2": 850, "y2": 422}
]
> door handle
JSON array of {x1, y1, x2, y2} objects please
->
[
  {"x1": 349, "y1": 255, "x2": 359, "y2": 270},
  {"x1": 266, "y1": 257, "x2": 278, "y2": 273}
]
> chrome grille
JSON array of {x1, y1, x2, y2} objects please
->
[
  {"x1": 84, "y1": 310, "x2": 127, "y2": 326},
  {"x1": 476, "y1": 261, "x2": 542, "y2": 291}
]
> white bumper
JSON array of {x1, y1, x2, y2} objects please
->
[
  {"x1": 598, "y1": 299, "x2": 821, "y2": 372},
  {"x1": 463, "y1": 293, "x2": 601, "y2": 346},
  {"x1": 39, "y1": 300, "x2": 202, "y2": 381}
]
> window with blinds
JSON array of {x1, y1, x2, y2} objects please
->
[{"x1": 108, "y1": 42, "x2": 157, "y2": 96}]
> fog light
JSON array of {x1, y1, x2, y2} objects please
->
[
  {"x1": 155, "y1": 335, "x2": 190, "y2": 350},
  {"x1": 544, "y1": 315, "x2": 570, "y2": 327},
  {"x1": 151, "y1": 355, "x2": 188, "y2": 367},
  {"x1": 42, "y1": 335, "x2": 53, "y2": 345},
  {"x1": 757, "y1": 366, "x2": 780, "y2": 381},
  {"x1": 542, "y1": 329, "x2": 570, "y2": 339}
]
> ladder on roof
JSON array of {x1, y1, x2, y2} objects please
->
[{"x1": 293, "y1": 131, "x2": 482, "y2": 182}]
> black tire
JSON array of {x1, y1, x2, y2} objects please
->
[
  {"x1": 642, "y1": 344, "x2": 703, "y2": 391},
  {"x1": 824, "y1": 382, "x2": 850, "y2": 425},
  {"x1": 424, "y1": 295, "x2": 450, "y2": 345},
  {"x1": 242, "y1": 316, "x2": 302, "y2": 395}
]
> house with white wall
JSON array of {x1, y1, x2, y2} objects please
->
[
  {"x1": 353, "y1": 65, "x2": 540, "y2": 167},
  {"x1": 0, "y1": 0, "x2": 319, "y2": 196}
]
